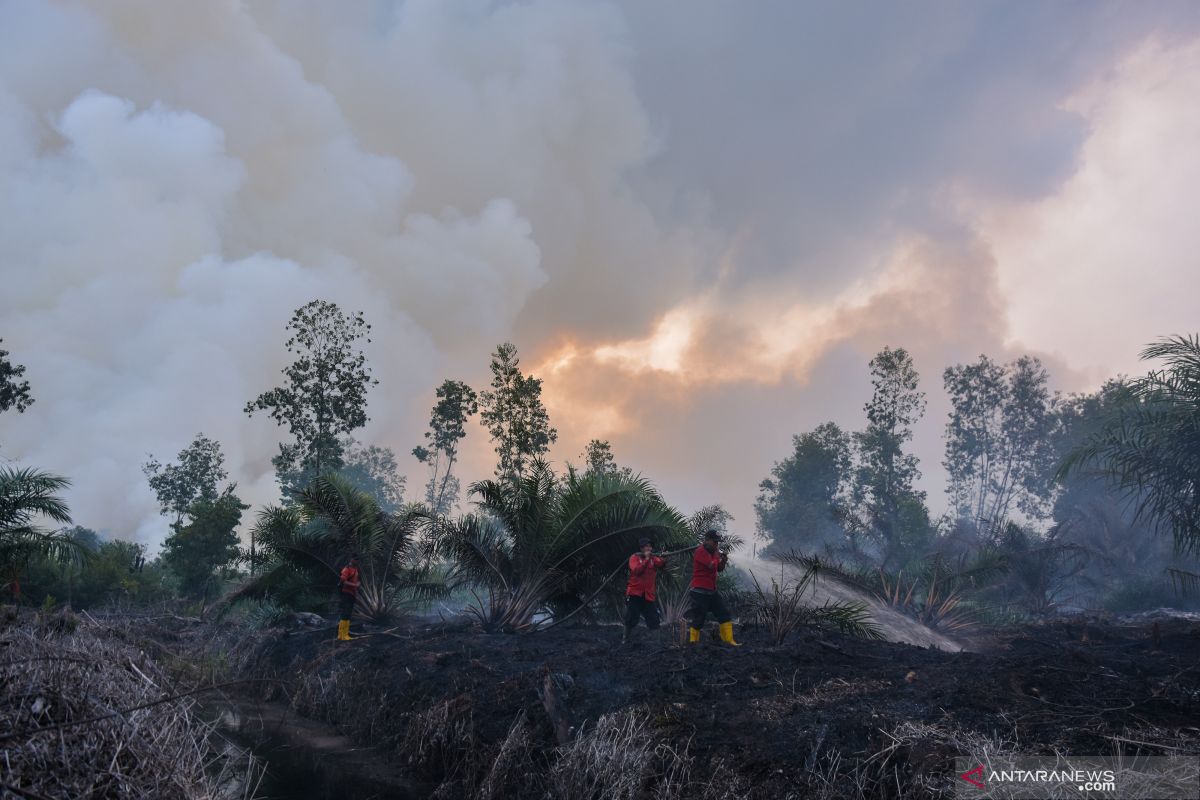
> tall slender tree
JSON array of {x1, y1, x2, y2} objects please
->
[
  {"x1": 851, "y1": 347, "x2": 928, "y2": 565},
  {"x1": 245, "y1": 300, "x2": 377, "y2": 495},
  {"x1": 943, "y1": 355, "x2": 1058, "y2": 530},
  {"x1": 413, "y1": 379, "x2": 478, "y2": 514},
  {"x1": 478, "y1": 343, "x2": 557, "y2": 481}
]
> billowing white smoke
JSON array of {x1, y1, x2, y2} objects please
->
[
  {"x1": 7, "y1": 2, "x2": 1196, "y2": 549},
  {"x1": 0, "y1": 0, "x2": 667, "y2": 546}
]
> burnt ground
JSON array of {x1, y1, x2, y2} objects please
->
[{"x1": 230, "y1": 615, "x2": 1200, "y2": 799}]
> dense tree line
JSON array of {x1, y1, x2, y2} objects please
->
[
  {"x1": 1, "y1": 301, "x2": 645, "y2": 622},
  {"x1": 4, "y1": 306, "x2": 1198, "y2": 623},
  {"x1": 756, "y1": 339, "x2": 1200, "y2": 615}
]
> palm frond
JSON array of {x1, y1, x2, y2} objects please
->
[
  {"x1": 0, "y1": 468, "x2": 72, "y2": 530},
  {"x1": 803, "y1": 600, "x2": 884, "y2": 640},
  {"x1": 1059, "y1": 335, "x2": 1200, "y2": 556},
  {"x1": 747, "y1": 564, "x2": 883, "y2": 643},
  {"x1": 0, "y1": 527, "x2": 90, "y2": 568},
  {"x1": 433, "y1": 461, "x2": 692, "y2": 632},
  {"x1": 1167, "y1": 568, "x2": 1200, "y2": 597},
  {"x1": 435, "y1": 513, "x2": 515, "y2": 591},
  {"x1": 222, "y1": 478, "x2": 436, "y2": 621}
]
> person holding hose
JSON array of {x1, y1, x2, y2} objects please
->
[
  {"x1": 687, "y1": 530, "x2": 740, "y2": 646},
  {"x1": 623, "y1": 536, "x2": 666, "y2": 642},
  {"x1": 336, "y1": 553, "x2": 360, "y2": 642}
]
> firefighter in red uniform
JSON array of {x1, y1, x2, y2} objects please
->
[
  {"x1": 336, "y1": 553, "x2": 360, "y2": 642},
  {"x1": 623, "y1": 537, "x2": 666, "y2": 642},
  {"x1": 687, "y1": 530, "x2": 740, "y2": 646}
]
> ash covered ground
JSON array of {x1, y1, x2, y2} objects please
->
[{"x1": 231, "y1": 611, "x2": 1200, "y2": 799}]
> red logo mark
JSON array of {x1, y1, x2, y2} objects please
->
[{"x1": 959, "y1": 765, "x2": 986, "y2": 789}]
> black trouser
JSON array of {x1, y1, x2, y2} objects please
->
[
  {"x1": 687, "y1": 589, "x2": 731, "y2": 628},
  {"x1": 624, "y1": 594, "x2": 660, "y2": 630},
  {"x1": 339, "y1": 592, "x2": 356, "y2": 620}
]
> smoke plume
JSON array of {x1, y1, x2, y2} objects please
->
[{"x1": 3, "y1": 1, "x2": 1200, "y2": 546}]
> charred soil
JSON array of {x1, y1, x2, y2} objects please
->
[{"x1": 233, "y1": 616, "x2": 1200, "y2": 798}]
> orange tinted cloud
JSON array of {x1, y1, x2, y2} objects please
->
[
  {"x1": 536, "y1": 233, "x2": 1006, "y2": 392},
  {"x1": 529, "y1": 234, "x2": 1014, "y2": 516}
]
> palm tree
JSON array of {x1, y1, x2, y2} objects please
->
[
  {"x1": 229, "y1": 474, "x2": 442, "y2": 622},
  {"x1": 0, "y1": 467, "x2": 83, "y2": 601},
  {"x1": 1062, "y1": 335, "x2": 1200, "y2": 559},
  {"x1": 433, "y1": 460, "x2": 690, "y2": 632}
]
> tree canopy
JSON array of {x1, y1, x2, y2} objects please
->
[
  {"x1": 943, "y1": 355, "x2": 1058, "y2": 530},
  {"x1": 479, "y1": 343, "x2": 557, "y2": 481},
  {"x1": 413, "y1": 379, "x2": 478, "y2": 514},
  {"x1": 0, "y1": 339, "x2": 34, "y2": 418},
  {"x1": 755, "y1": 423, "x2": 852, "y2": 556},
  {"x1": 850, "y1": 347, "x2": 928, "y2": 565},
  {"x1": 142, "y1": 433, "x2": 228, "y2": 528},
  {"x1": 161, "y1": 489, "x2": 246, "y2": 600},
  {"x1": 245, "y1": 300, "x2": 377, "y2": 494}
]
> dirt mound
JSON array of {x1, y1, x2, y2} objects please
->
[{"x1": 234, "y1": 614, "x2": 1200, "y2": 798}]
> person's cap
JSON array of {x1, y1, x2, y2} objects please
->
[
  {"x1": 703, "y1": 529, "x2": 722, "y2": 541},
  {"x1": 638, "y1": 537, "x2": 652, "y2": 547}
]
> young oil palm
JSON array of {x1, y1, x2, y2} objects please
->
[
  {"x1": 1063, "y1": 335, "x2": 1200, "y2": 556},
  {"x1": 228, "y1": 474, "x2": 442, "y2": 622},
  {"x1": 434, "y1": 460, "x2": 690, "y2": 632},
  {"x1": 0, "y1": 467, "x2": 85, "y2": 600}
]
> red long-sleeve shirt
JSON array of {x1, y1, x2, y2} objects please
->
[
  {"x1": 625, "y1": 554, "x2": 666, "y2": 601},
  {"x1": 339, "y1": 565, "x2": 360, "y2": 597},
  {"x1": 690, "y1": 546, "x2": 725, "y2": 592}
]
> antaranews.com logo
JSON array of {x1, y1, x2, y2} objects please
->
[{"x1": 953, "y1": 756, "x2": 1199, "y2": 799}]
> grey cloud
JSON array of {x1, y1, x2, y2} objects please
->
[
  {"x1": 1, "y1": 0, "x2": 1196, "y2": 548},
  {"x1": 617, "y1": 0, "x2": 1200, "y2": 297}
]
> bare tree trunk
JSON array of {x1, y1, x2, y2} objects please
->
[{"x1": 434, "y1": 451, "x2": 457, "y2": 514}]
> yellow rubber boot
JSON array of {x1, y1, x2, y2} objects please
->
[
  {"x1": 337, "y1": 619, "x2": 350, "y2": 641},
  {"x1": 688, "y1": 626, "x2": 701, "y2": 644},
  {"x1": 718, "y1": 621, "x2": 741, "y2": 647}
]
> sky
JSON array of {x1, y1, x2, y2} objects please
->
[{"x1": 2, "y1": 0, "x2": 1200, "y2": 549}]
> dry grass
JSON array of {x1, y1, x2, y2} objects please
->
[
  {"x1": 0, "y1": 612, "x2": 260, "y2": 799},
  {"x1": 401, "y1": 694, "x2": 477, "y2": 780},
  {"x1": 548, "y1": 709, "x2": 658, "y2": 800},
  {"x1": 475, "y1": 711, "x2": 539, "y2": 800},
  {"x1": 544, "y1": 707, "x2": 749, "y2": 800}
]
